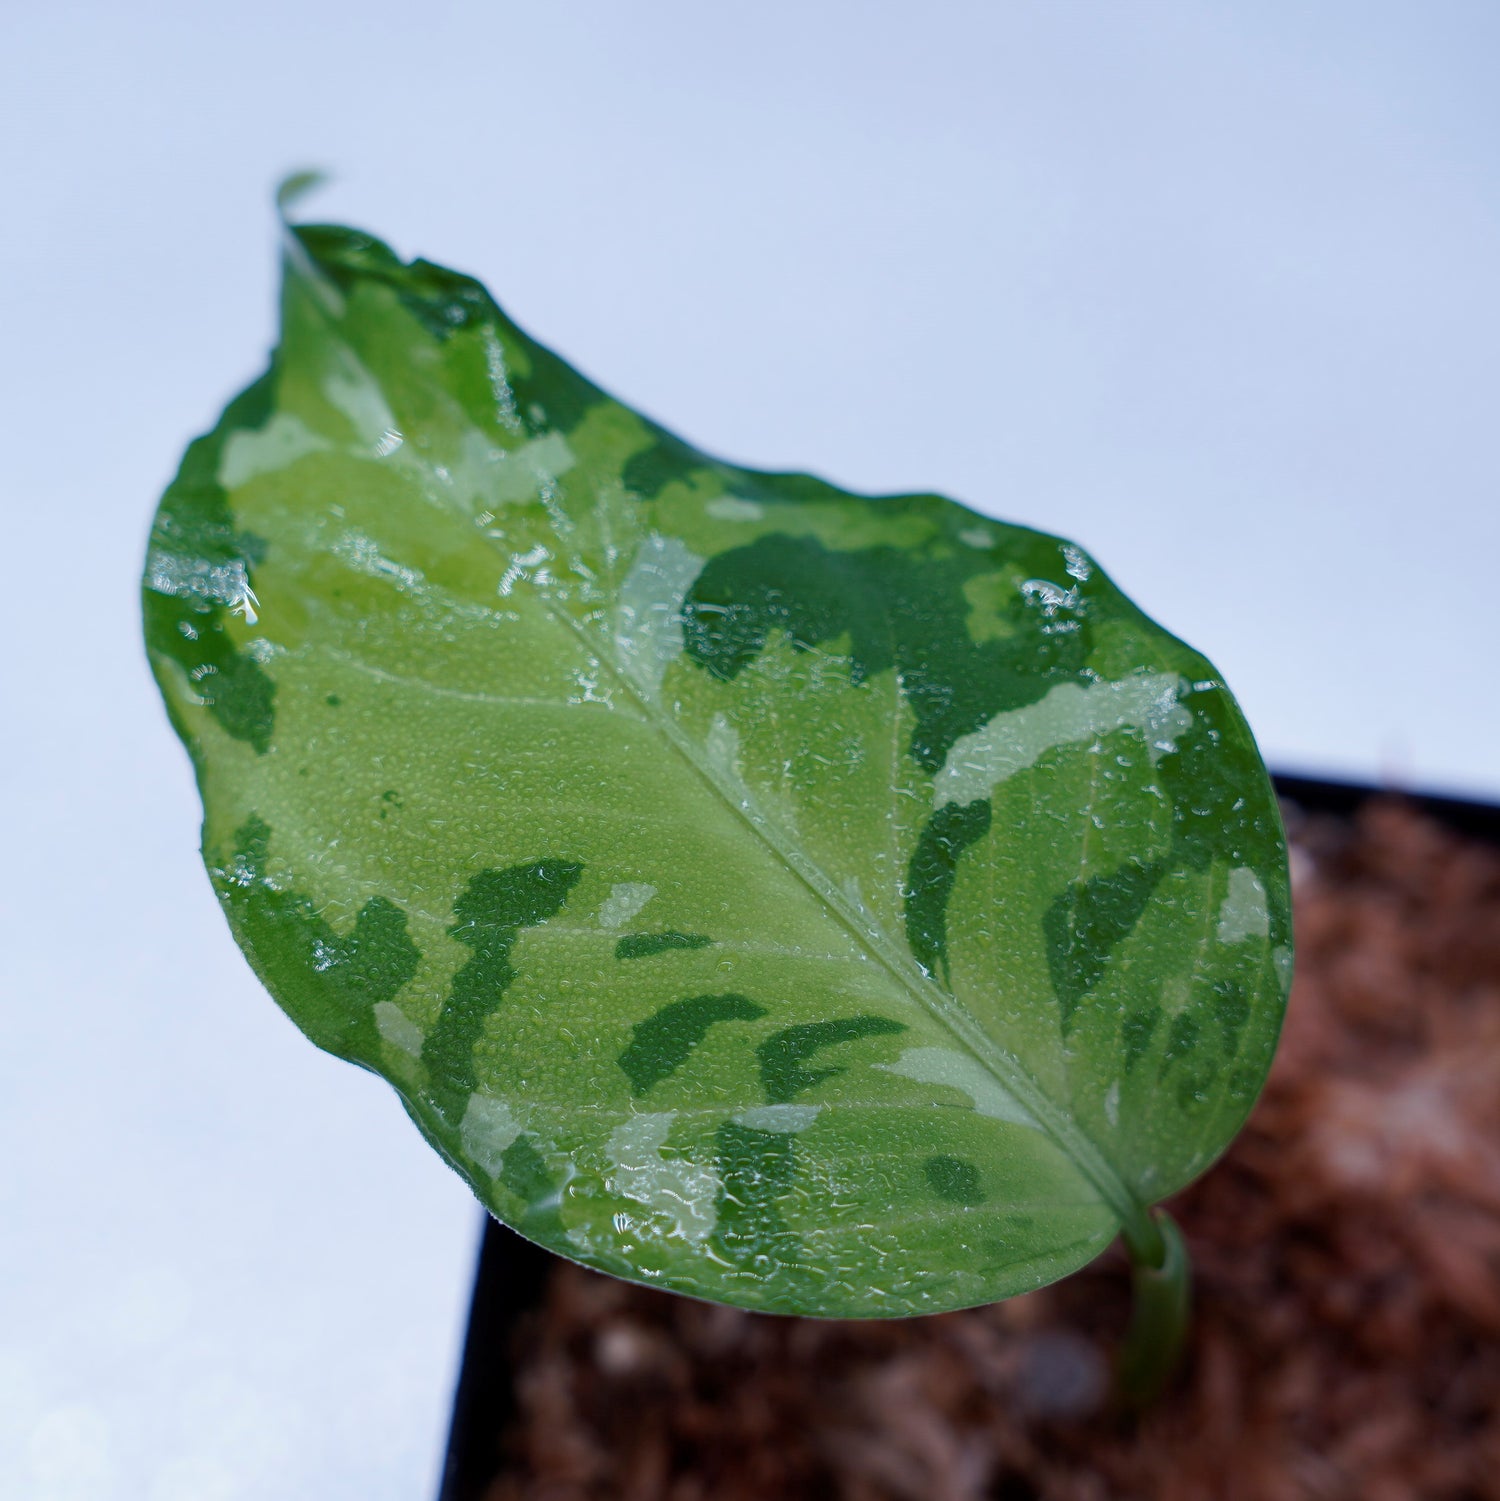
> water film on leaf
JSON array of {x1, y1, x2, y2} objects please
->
[{"x1": 143, "y1": 203, "x2": 1291, "y2": 1318}]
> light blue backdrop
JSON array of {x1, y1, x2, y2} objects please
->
[{"x1": 3, "y1": 3, "x2": 1497, "y2": 1497}]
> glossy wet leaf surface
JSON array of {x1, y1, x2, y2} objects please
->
[{"x1": 144, "y1": 219, "x2": 1291, "y2": 1316}]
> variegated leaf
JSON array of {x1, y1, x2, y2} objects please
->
[{"x1": 143, "y1": 218, "x2": 1291, "y2": 1316}]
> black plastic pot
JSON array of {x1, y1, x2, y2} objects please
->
[{"x1": 435, "y1": 771, "x2": 1500, "y2": 1501}]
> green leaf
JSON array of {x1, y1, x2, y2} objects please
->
[{"x1": 143, "y1": 215, "x2": 1291, "y2": 1317}]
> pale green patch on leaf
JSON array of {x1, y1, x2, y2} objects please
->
[
  {"x1": 606, "y1": 1112, "x2": 720, "y2": 1245},
  {"x1": 878, "y1": 1047, "x2": 1040, "y2": 1129},
  {"x1": 1217, "y1": 867, "x2": 1271, "y2": 944},
  {"x1": 143, "y1": 210, "x2": 1290, "y2": 1317}
]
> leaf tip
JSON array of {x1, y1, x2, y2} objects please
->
[{"x1": 275, "y1": 169, "x2": 330, "y2": 219}]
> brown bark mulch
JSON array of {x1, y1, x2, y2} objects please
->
[{"x1": 485, "y1": 799, "x2": 1500, "y2": 1501}]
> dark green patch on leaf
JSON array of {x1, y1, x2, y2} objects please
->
[
  {"x1": 507, "y1": 332, "x2": 606, "y2": 436},
  {"x1": 923, "y1": 1154, "x2": 985, "y2": 1205},
  {"x1": 1122, "y1": 1004, "x2": 1162, "y2": 1073},
  {"x1": 757, "y1": 1015, "x2": 907, "y2": 1103},
  {"x1": 1226, "y1": 1061, "x2": 1265, "y2": 1103},
  {"x1": 500, "y1": 1133, "x2": 556, "y2": 1207},
  {"x1": 1174, "y1": 1069, "x2": 1218, "y2": 1111},
  {"x1": 1043, "y1": 860, "x2": 1165, "y2": 1035},
  {"x1": 617, "y1": 993, "x2": 767, "y2": 1096},
  {"x1": 1162, "y1": 1009, "x2": 1200, "y2": 1066},
  {"x1": 683, "y1": 531, "x2": 1092, "y2": 772},
  {"x1": 156, "y1": 630, "x2": 276, "y2": 752},
  {"x1": 615, "y1": 931, "x2": 715, "y2": 961},
  {"x1": 905, "y1": 799, "x2": 993, "y2": 980},
  {"x1": 708, "y1": 1123, "x2": 801, "y2": 1281},
  {"x1": 621, "y1": 430, "x2": 704, "y2": 500},
  {"x1": 499, "y1": 1133, "x2": 566, "y2": 1237},
  {"x1": 422, "y1": 858, "x2": 583, "y2": 1111},
  {"x1": 143, "y1": 372, "x2": 276, "y2": 753},
  {"x1": 1159, "y1": 1001, "x2": 1224, "y2": 1110},
  {"x1": 1210, "y1": 979, "x2": 1251, "y2": 1056},
  {"x1": 218, "y1": 817, "x2": 420, "y2": 1058},
  {"x1": 1156, "y1": 695, "x2": 1288, "y2": 926}
]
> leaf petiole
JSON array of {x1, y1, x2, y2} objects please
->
[{"x1": 1116, "y1": 1210, "x2": 1191, "y2": 1409}]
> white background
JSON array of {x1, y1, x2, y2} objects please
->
[{"x1": 3, "y1": 3, "x2": 1498, "y2": 1497}]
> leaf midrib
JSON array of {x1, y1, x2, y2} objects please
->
[{"x1": 540, "y1": 540, "x2": 1151, "y2": 1246}]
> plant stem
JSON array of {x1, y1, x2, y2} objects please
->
[{"x1": 1115, "y1": 1209, "x2": 1191, "y2": 1410}]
